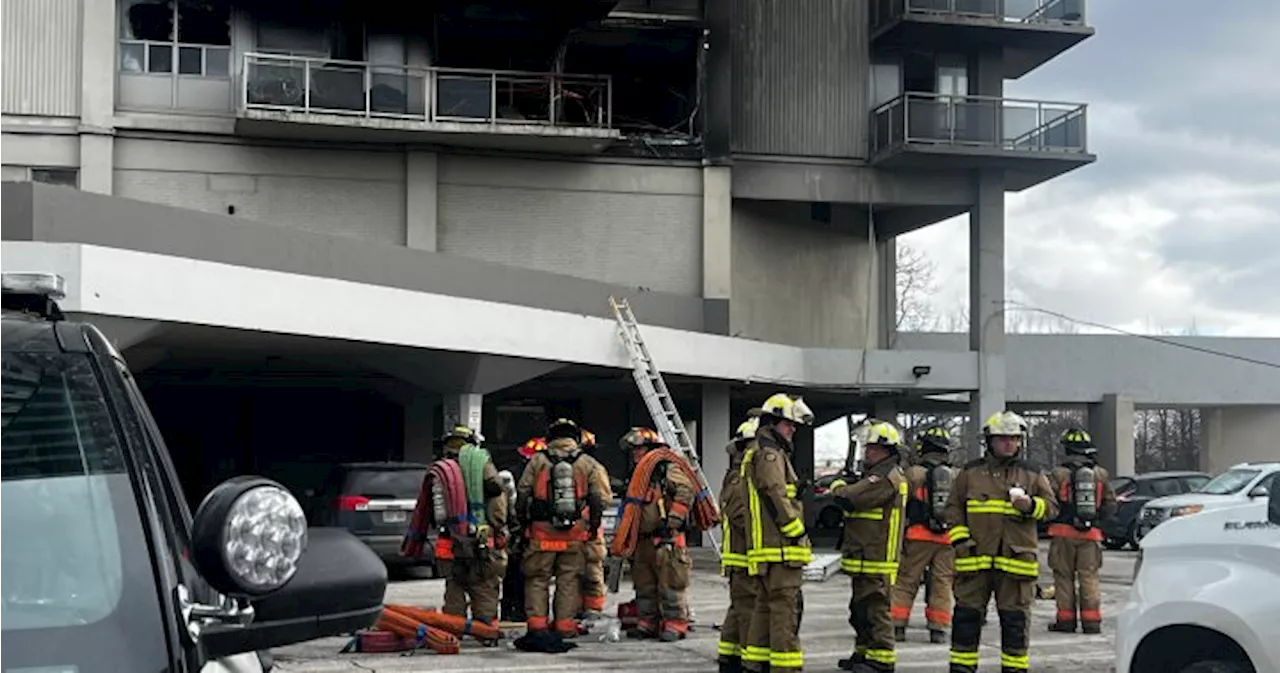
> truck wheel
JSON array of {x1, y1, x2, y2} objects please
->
[{"x1": 1179, "y1": 660, "x2": 1252, "y2": 673}]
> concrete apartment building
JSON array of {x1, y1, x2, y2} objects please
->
[{"x1": 1, "y1": 0, "x2": 1110, "y2": 503}]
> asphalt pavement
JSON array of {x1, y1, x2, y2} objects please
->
[{"x1": 273, "y1": 542, "x2": 1136, "y2": 672}]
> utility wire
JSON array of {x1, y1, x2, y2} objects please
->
[{"x1": 1003, "y1": 300, "x2": 1280, "y2": 370}]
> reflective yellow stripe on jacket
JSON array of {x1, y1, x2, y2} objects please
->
[
  {"x1": 742, "y1": 448, "x2": 813, "y2": 575},
  {"x1": 721, "y1": 519, "x2": 748, "y2": 571},
  {"x1": 840, "y1": 481, "x2": 908, "y2": 583},
  {"x1": 955, "y1": 497, "x2": 1045, "y2": 577}
]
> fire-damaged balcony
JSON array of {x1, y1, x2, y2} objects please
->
[
  {"x1": 870, "y1": 92, "x2": 1094, "y2": 191},
  {"x1": 870, "y1": 0, "x2": 1093, "y2": 78},
  {"x1": 235, "y1": 53, "x2": 620, "y2": 153}
]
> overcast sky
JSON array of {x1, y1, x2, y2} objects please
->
[{"x1": 902, "y1": 0, "x2": 1280, "y2": 337}]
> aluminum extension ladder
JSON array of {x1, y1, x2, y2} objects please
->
[{"x1": 608, "y1": 296, "x2": 722, "y2": 560}]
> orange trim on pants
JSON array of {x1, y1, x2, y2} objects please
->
[
  {"x1": 583, "y1": 595, "x2": 606, "y2": 611},
  {"x1": 890, "y1": 605, "x2": 911, "y2": 621},
  {"x1": 1080, "y1": 609, "x2": 1102, "y2": 623},
  {"x1": 905, "y1": 523, "x2": 952, "y2": 545},
  {"x1": 554, "y1": 618, "x2": 579, "y2": 636},
  {"x1": 1047, "y1": 523, "x2": 1104, "y2": 542},
  {"x1": 1056, "y1": 609, "x2": 1076, "y2": 622},
  {"x1": 924, "y1": 607, "x2": 951, "y2": 626},
  {"x1": 527, "y1": 616, "x2": 550, "y2": 631}
]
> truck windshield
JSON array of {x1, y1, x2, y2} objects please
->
[
  {"x1": 1197, "y1": 468, "x2": 1261, "y2": 496},
  {"x1": 1, "y1": 351, "x2": 170, "y2": 671}
]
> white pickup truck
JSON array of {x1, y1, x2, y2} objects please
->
[{"x1": 1116, "y1": 481, "x2": 1280, "y2": 673}]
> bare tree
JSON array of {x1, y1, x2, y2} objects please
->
[{"x1": 895, "y1": 244, "x2": 940, "y2": 338}]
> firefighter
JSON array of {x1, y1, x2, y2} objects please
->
[
  {"x1": 578, "y1": 428, "x2": 613, "y2": 620},
  {"x1": 719, "y1": 413, "x2": 763, "y2": 673},
  {"x1": 619, "y1": 426, "x2": 696, "y2": 641},
  {"x1": 945, "y1": 411, "x2": 1058, "y2": 673},
  {"x1": 831, "y1": 419, "x2": 908, "y2": 673},
  {"x1": 500, "y1": 436, "x2": 546, "y2": 623},
  {"x1": 1046, "y1": 428, "x2": 1117, "y2": 634},
  {"x1": 741, "y1": 393, "x2": 815, "y2": 673},
  {"x1": 889, "y1": 425, "x2": 956, "y2": 645},
  {"x1": 434, "y1": 426, "x2": 509, "y2": 631},
  {"x1": 517, "y1": 418, "x2": 607, "y2": 638}
]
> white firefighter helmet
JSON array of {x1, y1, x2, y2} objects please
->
[
  {"x1": 853, "y1": 418, "x2": 903, "y2": 448},
  {"x1": 734, "y1": 416, "x2": 760, "y2": 440},
  {"x1": 759, "y1": 393, "x2": 816, "y2": 426},
  {"x1": 982, "y1": 411, "x2": 1029, "y2": 438}
]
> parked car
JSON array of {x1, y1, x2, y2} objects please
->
[
  {"x1": 309, "y1": 461, "x2": 432, "y2": 573},
  {"x1": 812, "y1": 474, "x2": 845, "y2": 530},
  {"x1": 1, "y1": 272, "x2": 386, "y2": 672},
  {"x1": 1136, "y1": 462, "x2": 1280, "y2": 542},
  {"x1": 1100, "y1": 470, "x2": 1211, "y2": 550},
  {"x1": 1116, "y1": 488, "x2": 1280, "y2": 673}
]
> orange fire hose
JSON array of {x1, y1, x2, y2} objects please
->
[
  {"x1": 387, "y1": 603, "x2": 503, "y2": 641},
  {"x1": 375, "y1": 606, "x2": 461, "y2": 654},
  {"x1": 610, "y1": 447, "x2": 720, "y2": 559}
]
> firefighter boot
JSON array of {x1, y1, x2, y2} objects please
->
[
  {"x1": 929, "y1": 629, "x2": 948, "y2": 644},
  {"x1": 1047, "y1": 620, "x2": 1077, "y2": 633},
  {"x1": 1081, "y1": 622, "x2": 1102, "y2": 635},
  {"x1": 719, "y1": 656, "x2": 743, "y2": 673},
  {"x1": 837, "y1": 652, "x2": 866, "y2": 670},
  {"x1": 893, "y1": 626, "x2": 906, "y2": 642}
]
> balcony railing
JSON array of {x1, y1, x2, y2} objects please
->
[
  {"x1": 240, "y1": 53, "x2": 613, "y2": 129},
  {"x1": 871, "y1": 92, "x2": 1088, "y2": 157},
  {"x1": 872, "y1": 0, "x2": 1087, "y2": 32}
]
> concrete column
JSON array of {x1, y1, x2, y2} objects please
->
[
  {"x1": 403, "y1": 392, "x2": 437, "y2": 464},
  {"x1": 1200, "y1": 406, "x2": 1280, "y2": 474},
  {"x1": 879, "y1": 237, "x2": 897, "y2": 349},
  {"x1": 80, "y1": 0, "x2": 116, "y2": 194},
  {"x1": 443, "y1": 393, "x2": 482, "y2": 435},
  {"x1": 699, "y1": 383, "x2": 732, "y2": 499},
  {"x1": 406, "y1": 151, "x2": 438, "y2": 251},
  {"x1": 968, "y1": 170, "x2": 1007, "y2": 447},
  {"x1": 703, "y1": 165, "x2": 732, "y2": 335},
  {"x1": 792, "y1": 424, "x2": 817, "y2": 533},
  {"x1": 1088, "y1": 394, "x2": 1136, "y2": 477}
]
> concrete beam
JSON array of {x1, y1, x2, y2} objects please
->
[
  {"x1": 64, "y1": 313, "x2": 166, "y2": 351},
  {"x1": 968, "y1": 170, "x2": 1006, "y2": 443},
  {"x1": 1200, "y1": 406, "x2": 1280, "y2": 474},
  {"x1": 1088, "y1": 394, "x2": 1136, "y2": 477}
]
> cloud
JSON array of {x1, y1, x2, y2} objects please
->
[{"x1": 902, "y1": 0, "x2": 1280, "y2": 337}]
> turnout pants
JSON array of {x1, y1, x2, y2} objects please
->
[
  {"x1": 580, "y1": 538, "x2": 608, "y2": 615},
  {"x1": 849, "y1": 574, "x2": 896, "y2": 671},
  {"x1": 719, "y1": 568, "x2": 761, "y2": 663},
  {"x1": 890, "y1": 540, "x2": 955, "y2": 631},
  {"x1": 523, "y1": 544, "x2": 586, "y2": 636},
  {"x1": 632, "y1": 536, "x2": 692, "y2": 636},
  {"x1": 500, "y1": 545, "x2": 526, "y2": 622},
  {"x1": 1049, "y1": 537, "x2": 1103, "y2": 627},
  {"x1": 440, "y1": 550, "x2": 509, "y2": 625},
  {"x1": 744, "y1": 564, "x2": 804, "y2": 672},
  {"x1": 950, "y1": 570, "x2": 1034, "y2": 673}
]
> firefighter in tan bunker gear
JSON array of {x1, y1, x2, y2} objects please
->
[
  {"x1": 435, "y1": 426, "x2": 509, "y2": 629},
  {"x1": 621, "y1": 426, "x2": 697, "y2": 641},
  {"x1": 946, "y1": 411, "x2": 1059, "y2": 673},
  {"x1": 1046, "y1": 428, "x2": 1117, "y2": 635},
  {"x1": 889, "y1": 425, "x2": 956, "y2": 644},
  {"x1": 719, "y1": 413, "x2": 763, "y2": 673},
  {"x1": 517, "y1": 418, "x2": 607, "y2": 638},
  {"x1": 741, "y1": 394, "x2": 815, "y2": 672},
  {"x1": 577, "y1": 428, "x2": 613, "y2": 619},
  {"x1": 831, "y1": 420, "x2": 908, "y2": 673}
]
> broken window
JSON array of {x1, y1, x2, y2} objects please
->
[
  {"x1": 564, "y1": 23, "x2": 702, "y2": 144},
  {"x1": 118, "y1": 0, "x2": 230, "y2": 78}
]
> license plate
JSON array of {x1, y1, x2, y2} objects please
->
[{"x1": 383, "y1": 510, "x2": 407, "y2": 523}]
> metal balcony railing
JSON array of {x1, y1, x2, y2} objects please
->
[
  {"x1": 872, "y1": 0, "x2": 1087, "y2": 32},
  {"x1": 240, "y1": 53, "x2": 613, "y2": 129},
  {"x1": 870, "y1": 92, "x2": 1088, "y2": 157}
]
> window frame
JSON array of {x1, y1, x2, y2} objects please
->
[{"x1": 117, "y1": 0, "x2": 232, "y2": 80}]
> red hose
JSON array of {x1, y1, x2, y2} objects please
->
[
  {"x1": 402, "y1": 459, "x2": 468, "y2": 558},
  {"x1": 610, "y1": 448, "x2": 721, "y2": 560}
]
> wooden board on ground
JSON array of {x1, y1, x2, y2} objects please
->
[{"x1": 803, "y1": 553, "x2": 843, "y2": 582}]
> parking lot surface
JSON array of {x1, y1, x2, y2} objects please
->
[{"x1": 274, "y1": 544, "x2": 1135, "y2": 672}]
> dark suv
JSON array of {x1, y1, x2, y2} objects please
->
[
  {"x1": 310, "y1": 462, "x2": 432, "y2": 572},
  {"x1": 1, "y1": 273, "x2": 386, "y2": 672},
  {"x1": 1100, "y1": 470, "x2": 1210, "y2": 550}
]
